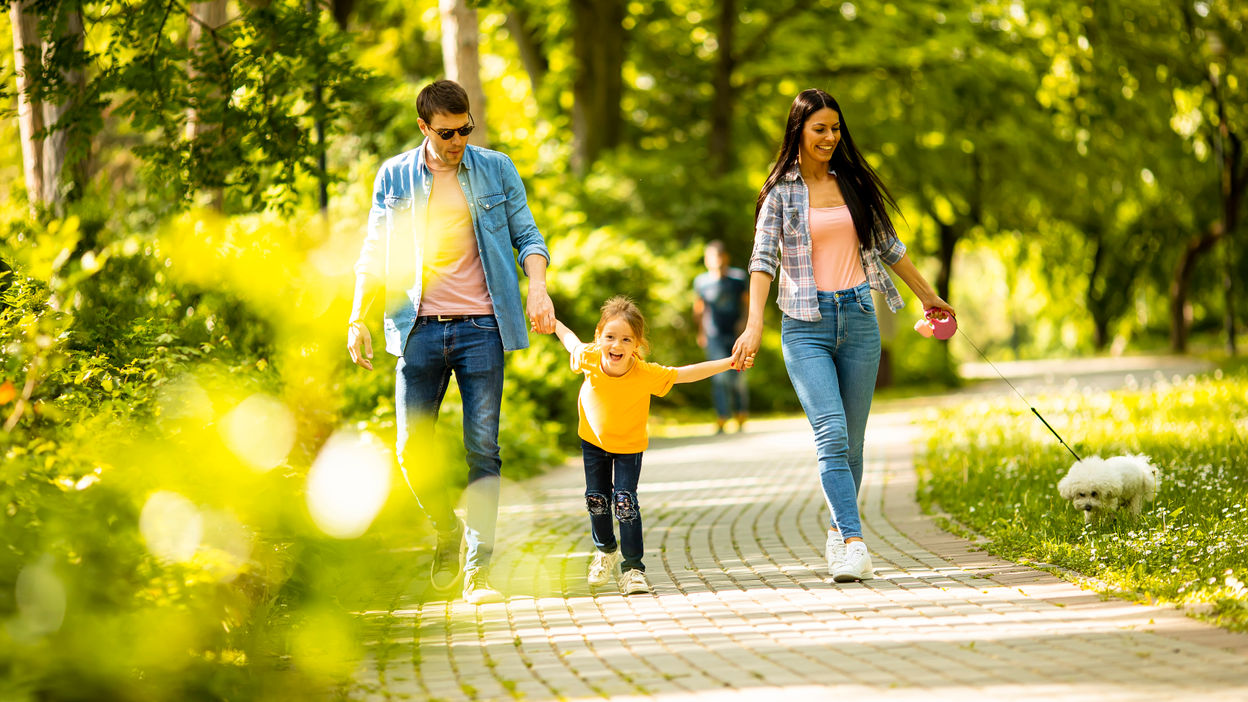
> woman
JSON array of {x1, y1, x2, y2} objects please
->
[{"x1": 731, "y1": 89, "x2": 954, "y2": 582}]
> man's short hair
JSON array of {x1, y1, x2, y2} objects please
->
[
  {"x1": 417, "y1": 80, "x2": 471, "y2": 123},
  {"x1": 705, "y1": 240, "x2": 727, "y2": 255}
]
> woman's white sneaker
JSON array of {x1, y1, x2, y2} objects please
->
[
  {"x1": 825, "y1": 530, "x2": 846, "y2": 573},
  {"x1": 832, "y1": 541, "x2": 873, "y2": 582},
  {"x1": 587, "y1": 550, "x2": 620, "y2": 587}
]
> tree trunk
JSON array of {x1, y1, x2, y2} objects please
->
[
  {"x1": 439, "y1": 0, "x2": 487, "y2": 147},
  {"x1": 1217, "y1": 129, "x2": 1243, "y2": 356},
  {"x1": 10, "y1": 0, "x2": 44, "y2": 212},
  {"x1": 709, "y1": 0, "x2": 736, "y2": 174},
  {"x1": 187, "y1": 0, "x2": 228, "y2": 140},
  {"x1": 1169, "y1": 228, "x2": 1222, "y2": 353},
  {"x1": 570, "y1": 0, "x2": 626, "y2": 174},
  {"x1": 39, "y1": 1, "x2": 87, "y2": 207},
  {"x1": 505, "y1": 8, "x2": 546, "y2": 96},
  {"x1": 935, "y1": 221, "x2": 957, "y2": 303},
  {"x1": 188, "y1": 0, "x2": 228, "y2": 210},
  {"x1": 1085, "y1": 230, "x2": 1111, "y2": 351}
]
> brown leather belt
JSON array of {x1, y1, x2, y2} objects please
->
[{"x1": 417, "y1": 314, "x2": 488, "y2": 322}]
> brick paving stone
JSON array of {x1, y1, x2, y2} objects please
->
[{"x1": 351, "y1": 393, "x2": 1248, "y2": 701}]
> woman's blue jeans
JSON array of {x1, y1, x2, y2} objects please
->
[
  {"x1": 396, "y1": 315, "x2": 504, "y2": 572},
  {"x1": 581, "y1": 440, "x2": 646, "y2": 572},
  {"x1": 780, "y1": 283, "x2": 880, "y2": 540}
]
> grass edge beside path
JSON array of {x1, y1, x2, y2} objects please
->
[{"x1": 915, "y1": 358, "x2": 1248, "y2": 632}]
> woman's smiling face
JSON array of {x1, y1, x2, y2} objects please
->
[
  {"x1": 597, "y1": 317, "x2": 639, "y2": 376},
  {"x1": 799, "y1": 106, "x2": 842, "y2": 166}
]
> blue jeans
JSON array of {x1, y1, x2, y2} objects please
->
[
  {"x1": 581, "y1": 440, "x2": 646, "y2": 572},
  {"x1": 780, "y1": 283, "x2": 880, "y2": 540},
  {"x1": 396, "y1": 315, "x2": 504, "y2": 571},
  {"x1": 706, "y1": 334, "x2": 749, "y2": 420}
]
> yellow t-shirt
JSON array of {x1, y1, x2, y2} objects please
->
[{"x1": 572, "y1": 343, "x2": 678, "y2": 454}]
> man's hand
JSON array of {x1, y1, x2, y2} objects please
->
[
  {"x1": 527, "y1": 285, "x2": 556, "y2": 335},
  {"x1": 348, "y1": 321, "x2": 374, "y2": 371}
]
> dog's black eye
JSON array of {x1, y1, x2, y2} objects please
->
[
  {"x1": 1077, "y1": 493, "x2": 1085, "y2": 497},
  {"x1": 1091, "y1": 491, "x2": 1098, "y2": 497}
]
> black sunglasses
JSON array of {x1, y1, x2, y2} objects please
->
[{"x1": 431, "y1": 116, "x2": 475, "y2": 140}]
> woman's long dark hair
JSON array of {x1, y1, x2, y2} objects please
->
[{"x1": 754, "y1": 89, "x2": 898, "y2": 250}]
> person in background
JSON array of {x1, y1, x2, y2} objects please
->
[{"x1": 693, "y1": 241, "x2": 750, "y2": 433}]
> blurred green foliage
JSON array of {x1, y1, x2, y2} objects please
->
[{"x1": 2, "y1": 0, "x2": 1247, "y2": 696}]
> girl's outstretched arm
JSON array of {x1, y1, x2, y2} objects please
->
[
  {"x1": 673, "y1": 356, "x2": 744, "y2": 384},
  {"x1": 553, "y1": 319, "x2": 583, "y2": 354}
]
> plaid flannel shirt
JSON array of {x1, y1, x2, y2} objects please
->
[{"x1": 748, "y1": 167, "x2": 907, "y2": 321}]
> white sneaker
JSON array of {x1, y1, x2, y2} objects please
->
[
  {"x1": 832, "y1": 541, "x2": 873, "y2": 582},
  {"x1": 825, "y1": 530, "x2": 846, "y2": 573},
  {"x1": 587, "y1": 550, "x2": 620, "y2": 587},
  {"x1": 462, "y1": 568, "x2": 504, "y2": 605},
  {"x1": 618, "y1": 568, "x2": 651, "y2": 595}
]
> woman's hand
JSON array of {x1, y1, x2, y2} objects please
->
[
  {"x1": 920, "y1": 295, "x2": 955, "y2": 319},
  {"x1": 731, "y1": 326, "x2": 761, "y2": 370}
]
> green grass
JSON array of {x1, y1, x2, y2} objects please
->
[{"x1": 916, "y1": 363, "x2": 1248, "y2": 630}]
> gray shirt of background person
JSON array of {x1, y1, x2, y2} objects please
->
[{"x1": 694, "y1": 267, "x2": 749, "y2": 339}]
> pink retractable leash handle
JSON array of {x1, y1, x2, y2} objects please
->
[{"x1": 914, "y1": 308, "x2": 957, "y2": 340}]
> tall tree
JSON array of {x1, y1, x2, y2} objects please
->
[
  {"x1": 440, "y1": 0, "x2": 488, "y2": 146},
  {"x1": 10, "y1": 0, "x2": 44, "y2": 211},
  {"x1": 9, "y1": 0, "x2": 88, "y2": 211},
  {"x1": 187, "y1": 0, "x2": 229, "y2": 209},
  {"x1": 569, "y1": 0, "x2": 625, "y2": 173}
]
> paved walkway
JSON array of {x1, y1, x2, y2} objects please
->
[{"x1": 352, "y1": 357, "x2": 1248, "y2": 701}]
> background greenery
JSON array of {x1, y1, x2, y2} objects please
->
[{"x1": 1, "y1": 0, "x2": 1245, "y2": 699}]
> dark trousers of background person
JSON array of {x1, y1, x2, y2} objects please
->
[
  {"x1": 706, "y1": 334, "x2": 749, "y2": 421},
  {"x1": 581, "y1": 439, "x2": 646, "y2": 573}
]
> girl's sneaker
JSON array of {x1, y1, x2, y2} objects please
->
[
  {"x1": 825, "y1": 530, "x2": 846, "y2": 573},
  {"x1": 587, "y1": 550, "x2": 620, "y2": 587},
  {"x1": 833, "y1": 541, "x2": 874, "y2": 582},
  {"x1": 618, "y1": 568, "x2": 651, "y2": 595}
]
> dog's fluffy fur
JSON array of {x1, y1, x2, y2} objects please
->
[{"x1": 1057, "y1": 454, "x2": 1159, "y2": 523}]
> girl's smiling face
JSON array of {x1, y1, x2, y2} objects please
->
[{"x1": 597, "y1": 317, "x2": 639, "y2": 376}]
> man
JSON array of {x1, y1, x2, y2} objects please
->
[
  {"x1": 692, "y1": 240, "x2": 750, "y2": 433},
  {"x1": 347, "y1": 80, "x2": 555, "y2": 605}
]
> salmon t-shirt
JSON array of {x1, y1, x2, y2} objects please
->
[
  {"x1": 418, "y1": 150, "x2": 493, "y2": 316},
  {"x1": 572, "y1": 343, "x2": 678, "y2": 454}
]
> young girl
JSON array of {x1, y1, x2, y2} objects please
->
[{"x1": 554, "y1": 296, "x2": 746, "y2": 595}]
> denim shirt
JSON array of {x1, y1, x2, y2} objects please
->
[
  {"x1": 748, "y1": 167, "x2": 907, "y2": 321},
  {"x1": 356, "y1": 140, "x2": 550, "y2": 355}
]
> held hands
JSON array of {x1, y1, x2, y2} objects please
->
[
  {"x1": 527, "y1": 285, "x2": 556, "y2": 335},
  {"x1": 730, "y1": 326, "x2": 761, "y2": 371},
  {"x1": 347, "y1": 320, "x2": 374, "y2": 371}
]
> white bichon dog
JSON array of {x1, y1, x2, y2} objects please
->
[{"x1": 1057, "y1": 454, "x2": 1159, "y2": 523}]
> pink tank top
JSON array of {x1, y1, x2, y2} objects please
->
[
  {"x1": 809, "y1": 206, "x2": 867, "y2": 292},
  {"x1": 418, "y1": 153, "x2": 494, "y2": 316}
]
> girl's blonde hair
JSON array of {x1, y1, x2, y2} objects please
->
[{"x1": 594, "y1": 295, "x2": 650, "y2": 357}]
